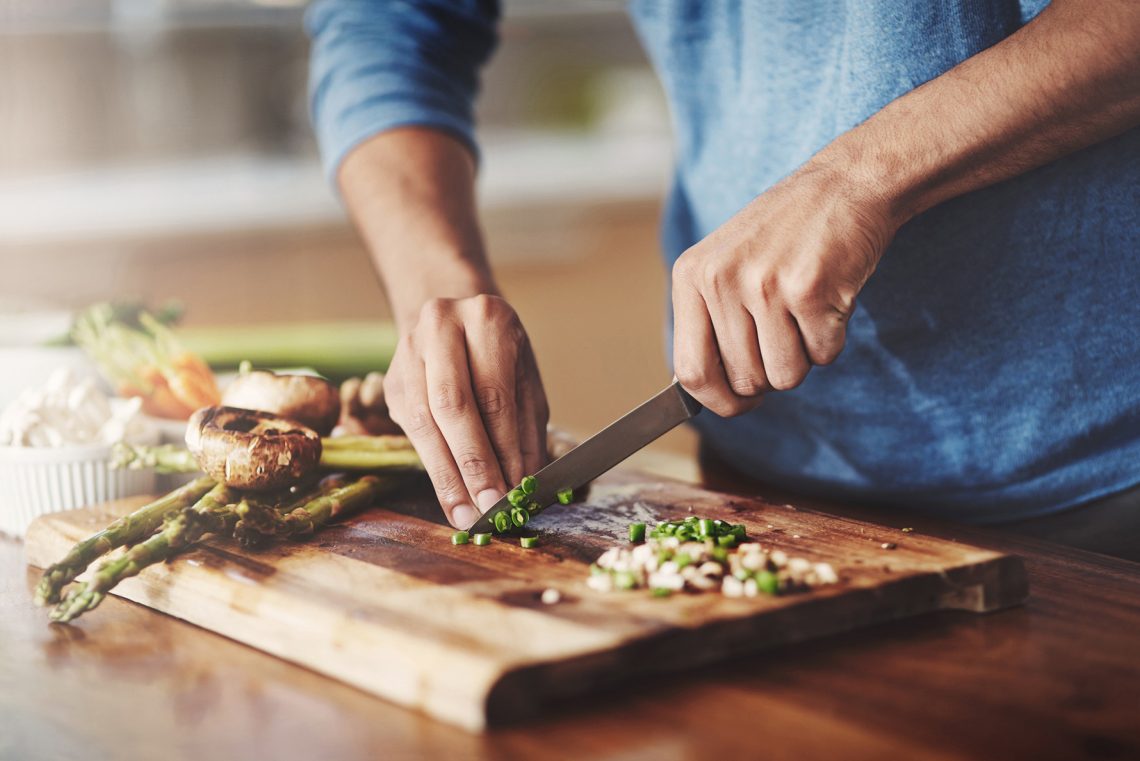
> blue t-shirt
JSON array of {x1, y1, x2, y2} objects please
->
[{"x1": 307, "y1": 0, "x2": 1140, "y2": 524}]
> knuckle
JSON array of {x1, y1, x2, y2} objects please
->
[
  {"x1": 470, "y1": 293, "x2": 505, "y2": 320},
  {"x1": 430, "y1": 383, "x2": 470, "y2": 416},
  {"x1": 749, "y1": 269, "x2": 778, "y2": 305},
  {"x1": 671, "y1": 250, "x2": 699, "y2": 285},
  {"x1": 475, "y1": 384, "x2": 510, "y2": 418},
  {"x1": 402, "y1": 403, "x2": 435, "y2": 435},
  {"x1": 783, "y1": 279, "x2": 821, "y2": 313},
  {"x1": 456, "y1": 452, "x2": 493, "y2": 481},
  {"x1": 729, "y1": 376, "x2": 765, "y2": 397},
  {"x1": 419, "y1": 298, "x2": 454, "y2": 328},
  {"x1": 381, "y1": 373, "x2": 402, "y2": 405},
  {"x1": 808, "y1": 336, "x2": 844, "y2": 366},
  {"x1": 767, "y1": 365, "x2": 808, "y2": 391},
  {"x1": 675, "y1": 361, "x2": 712, "y2": 393},
  {"x1": 706, "y1": 397, "x2": 744, "y2": 418},
  {"x1": 833, "y1": 291, "x2": 857, "y2": 319},
  {"x1": 432, "y1": 470, "x2": 467, "y2": 504}
]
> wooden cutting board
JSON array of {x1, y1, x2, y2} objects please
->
[{"x1": 23, "y1": 472, "x2": 1028, "y2": 731}]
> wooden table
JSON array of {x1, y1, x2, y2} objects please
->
[{"x1": 3, "y1": 464, "x2": 1139, "y2": 761}]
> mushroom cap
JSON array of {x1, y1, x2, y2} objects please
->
[
  {"x1": 221, "y1": 371, "x2": 341, "y2": 436},
  {"x1": 186, "y1": 406, "x2": 321, "y2": 491}
]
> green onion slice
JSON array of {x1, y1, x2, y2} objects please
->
[
  {"x1": 473, "y1": 533, "x2": 491, "y2": 546},
  {"x1": 556, "y1": 487, "x2": 573, "y2": 505},
  {"x1": 493, "y1": 511, "x2": 511, "y2": 533},
  {"x1": 451, "y1": 531, "x2": 470, "y2": 545},
  {"x1": 520, "y1": 536, "x2": 539, "y2": 549},
  {"x1": 520, "y1": 475, "x2": 537, "y2": 495},
  {"x1": 629, "y1": 522, "x2": 647, "y2": 543}
]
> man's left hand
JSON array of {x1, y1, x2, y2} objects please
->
[{"x1": 671, "y1": 160, "x2": 897, "y2": 417}]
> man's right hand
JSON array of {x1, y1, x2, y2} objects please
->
[{"x1": 383, "y1": 294, "x2": 550, "y2": 529}]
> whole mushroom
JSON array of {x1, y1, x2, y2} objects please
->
[
  {"x1": 221, "y1": 370, "x2": 341, "y2": 436},
  {"x1": 185, "y1": 406, "x2": 321, "y2": 491}
]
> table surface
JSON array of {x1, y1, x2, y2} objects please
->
[{"x1": 3, "y1": 463, "x2": 1139, "y2": 761}]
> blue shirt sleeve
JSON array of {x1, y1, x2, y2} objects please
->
[{"x1": 305, "y1": 0, "x2": 500, "y2": 184}]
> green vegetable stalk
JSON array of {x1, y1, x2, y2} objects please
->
[
  {"x1": 111, "y1": 441, "x2": 423, "y2": 474},
  {"x1": 34, "y1": 475, "x2": 216, "y2": 606},
  {"x1": 49, "y1": 483, "x2": 238, "y2": 623}
]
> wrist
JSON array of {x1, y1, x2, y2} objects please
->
[
  {"x1": 386, "y1": 253, "x2": 500, "y2": 334},
  {"x1": 810, "y1": 116, "x2": 937, "y2": 232}
]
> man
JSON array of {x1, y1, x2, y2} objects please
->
[{"x1": 307, "y1": 1, "x2": 1140, "y2": 558}]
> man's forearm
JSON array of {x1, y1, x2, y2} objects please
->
[
  {"x1": 821, "y1": 0, "x2": 1140, "y2": 226},
  {"x1": 338, "y1": 127, "x2": 498, "y2": 331}
]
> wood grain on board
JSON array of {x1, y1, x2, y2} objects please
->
[{"x1": 23, "y1": 471, "x2": 1028, "y2": 731}]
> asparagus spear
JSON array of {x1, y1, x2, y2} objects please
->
[
  {"x1": 234, "y1": 476, "x2": 382, "y2": 544},
  {"x1": 34, "y1": 475, "x2": 216, "y2": 606},
  {"x1": 50, "y1": 477, "x2": 382, "y2": 623},
  {"x1": 111, "y1": 442, "x2": 200, "y2": 474},
  {"x1": 319, "y1": 435, "x2": 414, "y2": 452},
  {"x1": 110, "y1": 440, "x2": 423, "y2": 474},
  {"x1": 49, "y1": 483, "x2": 237, "y2": 623},
  {"x1": 318, "y1": 448, "x2": 422, "y2": 471},
  {"x1": 231, "y1": 483, "x2": 330, "y2": 548}
]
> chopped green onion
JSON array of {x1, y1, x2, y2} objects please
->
[
  {"x1": 629, "y1": 522, "x2": 647, "y2": 543},
  {"x1": 556, "y1": 487, "x2": 574, "y2": 505},
  {"x1": 613, "y1": 570, "x2": 637, "y2": 590},
  {"x1": 473, "y1": 533, "x2": 491, "y2": 546},
  {"x1": 674, "y1": 552, "x2": 693, "y2": 569},
  {"x1": 520, "y1": 475, "x2": 537, "y2": 495},
  {"x1": 493, "y1": 511, "x2": 511, "y2": 533},
  {"x1": 710, "y1": 546, "x2": 729, "y2": 563},
  {"x1": 520, "y1": 536, "x2": 539, "y2": 549},
  {"x1": 675, "y1": 526, "x2": 693, "y2": 541},
  {"x1": 756, "y1": 570, "x2": 779, "y2": 595},
  {"x1": 698, "y1": 518, "x2": 715, "y2": 536},
  {"x1": 526, "y1": 500, "x2": 542, "y2": 514},
  {"x1": 451, "y1": 531, "x2": 470, "y2": 545},
  {"x1": 510, "y1": 506, "x2": 529, "y2": 528},
  {"x1": 718, "y1": 534, "x2": 737, "y2": 548},
  {"x1": 507, "y1": 488, "x2": 527, "y2": 508},
  {"x1": 651, "y1": 587, "x2": 672, "y2": 598},
  {"x1": 732, "y1": 524, "x2": 747, "y2": 540}
]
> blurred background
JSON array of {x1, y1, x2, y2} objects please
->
[{"x1": 0, "y1": 0, "x2": 696, "y2": 462}]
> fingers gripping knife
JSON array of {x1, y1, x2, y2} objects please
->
[{"x1": 466, "y1": 382, "x2": 702, "y2": 533}]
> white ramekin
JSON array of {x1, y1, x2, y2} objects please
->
[{"x1": 0, "y1": 435, "x2": 159, "y2": 539}]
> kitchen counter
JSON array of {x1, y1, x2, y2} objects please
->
[{"x1": 3, "y1": 463, "x2": 1139, "y2": 761}]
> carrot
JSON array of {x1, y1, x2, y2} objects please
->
[
  {"x1": 165, "y1": 353, "x2": 221, "y2": 410},
  {"x1": 134, "y1": 367, "x2": 196, "y2": 420},
  {"x1": 73, "y1": 304, "x2": 221, "y2": 421}
]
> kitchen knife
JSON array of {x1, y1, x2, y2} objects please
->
[{"x1": 465, "y1": 381, "x2": 702, "y2": 534}]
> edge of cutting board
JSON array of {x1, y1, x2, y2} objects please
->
[{"x1": 23, "y1": 484, "x2": 1028, "y2": 732}]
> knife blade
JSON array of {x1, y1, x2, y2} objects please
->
[{"x1": 465, "y1": 381, "x2": 702, "y2": 534}]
